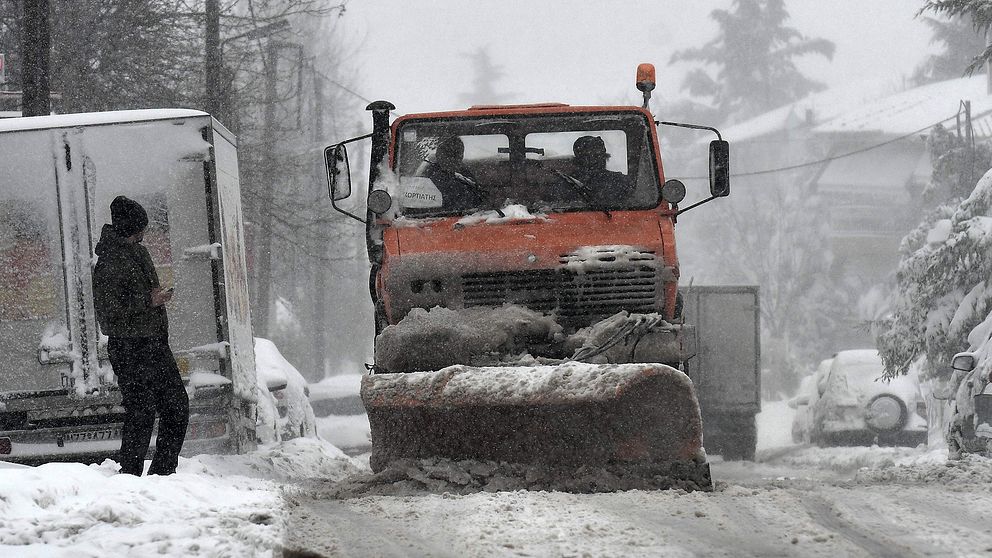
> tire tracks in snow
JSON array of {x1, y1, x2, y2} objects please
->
[
  {"x1": 798, "y1": 492, "x2": 926, "y2": 558},
  {"x1": 282, "y1": 494, "x2": 457, "y2": 558}
]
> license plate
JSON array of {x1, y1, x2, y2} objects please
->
[{"x1": 63, "y1": 428, "x2": 121, "y2": 443}]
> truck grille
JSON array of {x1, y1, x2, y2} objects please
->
[{"x1": 461, "y1": 248, "x2": 658, "y2": 325}]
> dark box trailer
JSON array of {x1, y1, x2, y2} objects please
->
[
  {"x1": 681, "y1": 285, "x2": 762, "y2": 461},
  {"x1": 0, "y1": 110, "x2": 257, "y2": 464}
]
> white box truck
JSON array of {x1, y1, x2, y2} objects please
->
[{"x1": 0, "y1": 110, "x2": 258, "y2": 464}]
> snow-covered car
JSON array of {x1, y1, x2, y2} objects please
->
[
  {"x1": 936, "y1": 316, "x2": 992, "y2": 457},
  {"x1": 308, "y1": 374, "x2": 371, "y2": 455},
  {"x1": 254, "y1": 338, "x2": 317, "y2": 444},
  {"x1": 789, "y1": 358, "x2": 832, "y2": 444},
  {"x1": 810, "y1": 350, "x2": 927, "y2": 447}
]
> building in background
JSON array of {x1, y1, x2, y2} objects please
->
[{"x1": 720, "y1": 74, "x2": 992, "y2": 347}]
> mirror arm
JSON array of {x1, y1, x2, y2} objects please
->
[
  {"x1": 677, "y1": 195, "x2": 718, "y2": 215},
  {"x1": 338, "y1": 132, "x2": 374, "y2": 145},
  {"x1": 331, "y1": 197, "x2": 367, "y2": 224},
  {"x1": 657, "y1": 121, "x2": 723, "y2": 141}
]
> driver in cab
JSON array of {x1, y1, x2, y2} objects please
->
[
  {"x1": 570, "y1": 135, "x2": 634, "y2": 206},
  {"x1": 426, "y1": 136, "x2": 484, "y2": 210}
]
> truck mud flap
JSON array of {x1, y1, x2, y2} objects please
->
[{"x1": 362, "y1": 363, "x2": 709, "y2": 488}]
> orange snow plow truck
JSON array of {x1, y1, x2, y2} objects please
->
[{"x1": 325, "y1": 65, "x2": 732, "y2": 490}]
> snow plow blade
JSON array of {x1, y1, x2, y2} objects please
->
[{"x1": 361, "y1": 362, "x2": 711, "y2": 489}]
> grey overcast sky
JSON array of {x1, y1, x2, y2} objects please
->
[{"x1": 341, "y1": 0, "x2": 937, "y2": 115}]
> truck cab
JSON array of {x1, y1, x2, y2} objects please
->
[{"x1": 329, "y1": 100, "x2": 729, "y2": 353}]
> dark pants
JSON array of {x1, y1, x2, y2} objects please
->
[{"x1": 108, "y1": 336, "x2": 189, "y2": 476}]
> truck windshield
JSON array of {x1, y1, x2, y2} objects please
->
[{"x1": 393, "y1": 112, "x2": 661, "y2": 217}]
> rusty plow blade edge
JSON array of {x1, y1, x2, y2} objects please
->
[{"x1": 361, "y1": 363, "x2": 711, "y2": 489}]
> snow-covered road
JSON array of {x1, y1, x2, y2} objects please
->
[
  {"x1": 282, "y1": 450, "x2": 992, "y2": 557},
  {"x1": 5, "y1": 401, "x2": 992, "y2": 557}
]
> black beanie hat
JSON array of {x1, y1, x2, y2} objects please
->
[{"x1": 111, "y1": 195, "x2": 148, "y2": 238}]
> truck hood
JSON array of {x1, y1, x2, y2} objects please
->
[{"x1": 386, "y1": 211, "x2": 668, "y2": 269}]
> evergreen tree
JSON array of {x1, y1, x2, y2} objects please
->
[
  {"x1": 670, "y1": 0, "x2": 835, "y2": 123},
  {"x1": 913, "y1": 14, "x2": 988, "y2": 84},
  {"x1": 920, "y1": 1, "x2": 992, "y2": 75},
  {"x1": 457, "y1": 46, "x2": 513, "y2": 106}
]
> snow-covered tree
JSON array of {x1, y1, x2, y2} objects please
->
[
  {"x1": 922, "y1": 124, "x2": 992, "y2": 204},
  {"x1": 876, "y1": 162, "x2": 992, "y2": 381},
  {"x1": 670, "y1": 0, "x2": 835, "y2": 123}
]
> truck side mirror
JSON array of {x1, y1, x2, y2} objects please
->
[
  {"x1": 709, "y1": 140, "x2": 730, "y2": 197},
  {"x1": 324, "y1": 143, "x2": 352, "y2": 201}
]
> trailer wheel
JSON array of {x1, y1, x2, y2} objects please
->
[{"x1": 708, "y1": 412, "x2": 757, "y2": 461}]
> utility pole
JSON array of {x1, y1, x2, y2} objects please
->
[
  {"x1": 205, "y1": 0, "x2": 222, "y2": 119},
  {"x1": 965, "y1": 100, "x2": 975, "y2": 188},
  {"x1": 21, "y1": 0, "x2": 50, "y2": 116},
  {"x1": 311, "y1": 66, "x2": 327, "y2": 377},
  {"x1": 986, "y1": 29, "x2": 991, "y2": 96},
  {"x1": 254, "y1": 41, "x2": 280, "y2": 336}
]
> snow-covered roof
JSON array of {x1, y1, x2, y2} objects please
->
[
  {"x1": 0, "y1": 109, "x2": 208, "y2": 133},
  {"x1": 723, "y1": 75, "x2": 992, "y2": 143},
  {"x1": 721, "y1": 77, "x2": 896, "y2": 143},
  {"x1": 815, "y1": 74, "x2": 992, "y2": 138}
]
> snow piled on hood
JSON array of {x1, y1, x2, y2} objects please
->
[
  {"x1": 455, "y1": 204, "x2": 547, "y2": 226},
  {"x1": 374, "y1": 304, "x2": 563, "y2": 373}
]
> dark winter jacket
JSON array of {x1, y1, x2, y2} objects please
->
[{"x1": 92, "y1": 224, "x2": 169, "y2": 338}]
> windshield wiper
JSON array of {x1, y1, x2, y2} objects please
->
[
  {"x1": 551, "y1": 169, "x2": 591, "y2": 196},
  {"x1": 422, "y1": 159, "x2": 503, "y2": 218},
  {"x1": 550, "y1": 169, "x2": 611, "y2": 219}
]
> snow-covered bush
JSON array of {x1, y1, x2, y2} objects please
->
[{"x1": 877, "y1": 169, "x2": 992, "y2": 380}]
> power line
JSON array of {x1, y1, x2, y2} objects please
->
[
  {"x1": 312, "y1": 67, "x2": 399, "y2": 116},
  {"x1": 682, "y1": 110, "x2": 990, "y2": 179}
]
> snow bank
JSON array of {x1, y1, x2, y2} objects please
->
[
  {"x1": 762, "y1": 445, "x2": 932, "y2": 474},
  {"x1": 0, "y1": 438, "x2": 360, "y2": 557},
  {"x1": 855, "y1": 452, "x2": 992, "y2": 485}
]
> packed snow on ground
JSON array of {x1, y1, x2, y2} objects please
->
[
  {"x1": 5, "y1": 392, "x2": 992, "y2": 556},
  {"x1": 0, "y1": 438, "x2": 360, "y2": 557}
]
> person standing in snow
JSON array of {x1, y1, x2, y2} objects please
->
[{"x1": 92, "y1": 195, "x2": 188, "y2": 476}]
